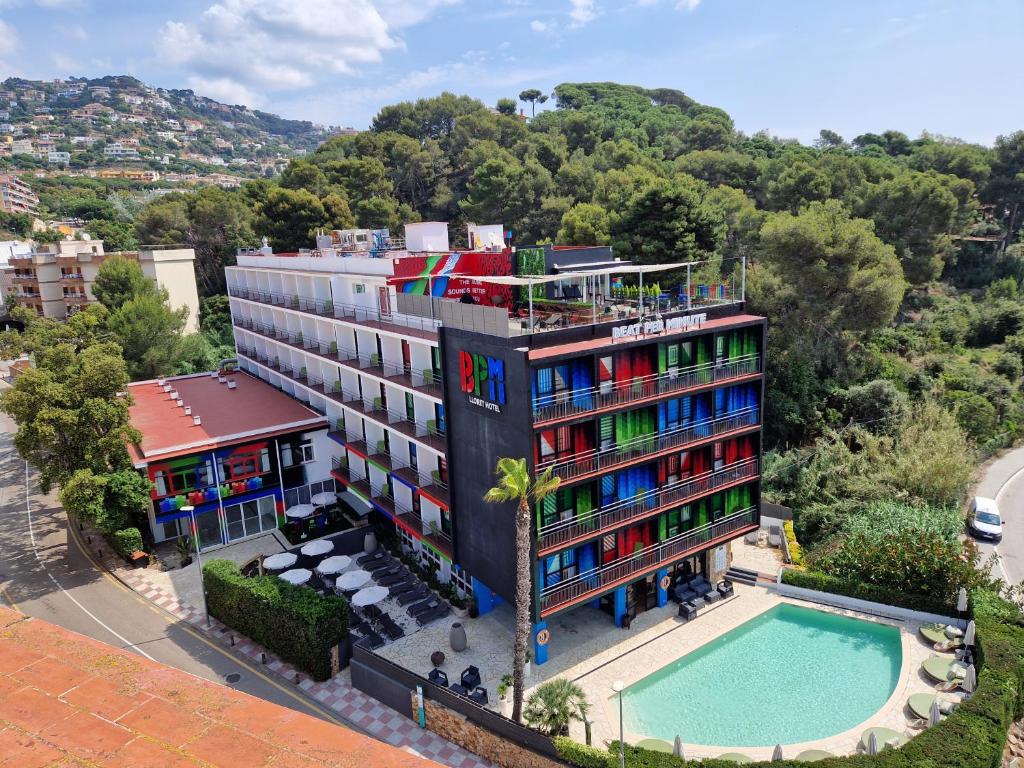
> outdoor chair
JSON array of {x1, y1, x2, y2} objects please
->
[
  {"x1": 449, "y1": 683, "x2": 468, "y2": 696},
  {"x1": 688, "y1": 575, "x2": 714, "y2": 597},
  {"x1": 354, "y1": 631, "x2": 384, "y2": 651},
  {"x1": 377, "y1": 569, "x2": 412, "y2": 587},
  {"x1": 357, "y1": 550, "x2": 386, "y2": 566},
  {"x1": 416, "y1": 604, "x2": 451, "y2": 626},
  {"x1": 704, "y1": 589, "x2": 723, "y2": 604},
  {"x1": 380, "y1": 615, "x2": 405, "y2": 640},
  {"x1": 397, "y1": 585, "x2": 431, "y2": 605},
  {"x1": 461, "y1": 666, "x2": 481, "y2": 689},
  {"x1": 717, "y1": 580, "x2": 734, "y2": 599},
  {"x1": 364, "y1": 604, "x2": 384, "y2": 620},
  {"x1": 367, "y1": 559, "x2": 398, "y2": 575},
  {"x1": 409, "y1": 598, "x2": 441, "y2": 618},
  {"x1": 388, "y1": 579, "x2": 419, "y2": 596},
  {"x1": 428, "y1": 668, "x2": 449, "y2": 687},
  {"x1": 469, "y1": 687, "x2": 488, "y2": 706},
  {"x1": 678, "y1": 602, "x2": 697, "y2": 622}
]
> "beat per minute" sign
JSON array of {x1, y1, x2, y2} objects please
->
[{"x1": 611, "y1": 312, "x2": 708, "y2": 341}]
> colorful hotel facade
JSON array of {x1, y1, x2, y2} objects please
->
[{"x1": 226, "y1": 222, "x2": 764, "y2": 662}]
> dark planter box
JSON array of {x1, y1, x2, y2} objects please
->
[{"x1": 129, "y1": 551, "x2": 149, "y2": 569}]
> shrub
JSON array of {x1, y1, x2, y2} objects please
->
[
  {"x1": 203, "y1": 559, "x2": 348, "y2": 680},
  {"x1": 553, "y1": 736, "x2": 610, "y2": 768},
  {"x1": 523, "y1": 678, "x2": 590, "y2": 735},
  {"x1": 994, "y1": 352, "x2": 1023, "y2": 381},
  {"x1": 781, "y1": 568, "x2": 955, "y2": 616},
  {"x1": 782, "y1": 520, "x2": 803, "y2": 566},
  {"x1": 110, "y1": 527, "x2": 144, "y2": 558}
]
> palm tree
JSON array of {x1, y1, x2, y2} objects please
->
[
  {"x1": 484, "y1": 457, "x2": 560, "y2": 723},
  {"x1": 523, "y1": 678, "x2": 590, "y2": 735}
]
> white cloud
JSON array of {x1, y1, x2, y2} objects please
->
[
  {"x1": 186, "y1": 75, "x2": 263, "y2": 107},
  {"x1": 51, "y1": 51, "x2": 79, "y2": 71},
  {"x1": 530, "y1": 19, "x2": 549, "y2": 32},
  {"x1": 676, "y1": 0, "x2": 701, "y2": 9},
  {"x1": 0, "y1": 18, "x2": 19, "y2": 58},
  {"x1": 156, "y1": 0, "x2": 458, "y2": 106},
  {"x1": 569, "y1": 0, "x2": 596, "y2": 27}
]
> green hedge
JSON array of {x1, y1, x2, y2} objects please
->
[
  {"x1": 110, "y1": 527, "x2": 144, "y2": 558},
  {"x1": 555, "y1": 589, "x2": 1024, "y2": 768},
  {"x1": 203, "y1": 559, "x2": 348, "y2": 681},
  {"x1": 781, "y1": 568, "x2": 954, "y2": 616}
]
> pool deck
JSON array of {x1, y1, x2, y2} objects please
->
[{"x1": 580, "y1": 586, "x2": 966, "y2": 761}]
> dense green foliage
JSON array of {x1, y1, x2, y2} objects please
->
[
  {"x1": 523, "y1": 679, "x2": 590, "y2": 736},
  {"x1": 553, "y1": 591, "x2": 1024, "y2": 768},
  {"x1": 110, "y1": 527, "x2": 145, "y2": 558},
  {"x1": 203, "y1": 560, "x2": 348, "y2": 681}
]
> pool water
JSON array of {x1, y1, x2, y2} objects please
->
[{"x1": 621, "y1": 604, "x2": 902, "y2": 747}]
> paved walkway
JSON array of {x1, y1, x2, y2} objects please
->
[
  {"x1": 104, "y1": 554, "x2": 491, "y2": 768},
  {"x1": 973, "y1": 445, "x2": 1024, "y2": 585}
]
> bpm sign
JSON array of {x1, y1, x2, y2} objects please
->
[
  {"x1": 459, "y1": 351, "x2": 506, "y2": 413},
  {"x1": 612, "y1": 312, "x2": 708, "y2": 341}
]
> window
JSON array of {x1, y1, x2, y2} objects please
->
[
  {"x1": 152, "y1": 461, "x2": 212, "y2": 497},
  {"x1": 450, "y1": 565, "x2": 472, "y2": 598},
  {"x1": 280, "y1": 438, "x2": 315, "y2": 468},
  {"x1": 220, "y1": 447, "x2": 270, "y2": 482}
]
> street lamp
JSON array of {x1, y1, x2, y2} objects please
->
[
  {"x1": 181, "y1": 505, "x2": 211, "y2": 628},
  {"x1": 612, "y1": 680, "x2": 625, "y2": 768}
]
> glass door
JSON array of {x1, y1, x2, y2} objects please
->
[
  {"x1": 241, "y1": 500, "x2": 260, "y2": 537},
  {"x1": 195, "y1": 508, "x2": 223, "y2": 550}
]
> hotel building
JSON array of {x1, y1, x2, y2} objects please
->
[{"x1": 226, "y1": 222, "x2": 764, "y2": 663}]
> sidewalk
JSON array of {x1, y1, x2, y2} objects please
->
[{"x1": 88, "y1": 532, "x2": 492, "y2": 768}]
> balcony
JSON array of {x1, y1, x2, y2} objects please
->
[
  {"x1": 63, "y1": 294, "x2": 89, "y2": 305},
  {"x1": 533, "y1": 354, "x2": 760, "y2": 425},
  {"x1": 536, "y1": 457, "x2": 758, "y2": 554},
  {"x1": 381, "y1": 488, "x2": 453, "y2": 559},
  {"x1": 538, "y1": 506, "x2": 758, "y2": 616},
  {"x1": 537, "y1": 407, "x2": 760, "y2": 484},
  {"x1": 391, "y1": 460, "x2": 450, "y2": 508},
  {"x1": 331, "y1": 456, "x2": 372, "y2": 500},
  {"x1": 11, "y1": 274, "x2": 37, "y2": 285},
  {"x1": 234, "y1": 319, "x2": 441, "y2": 398},
  {"x1": 227, "y1": 285, "x2": 439, "y2": 340},
  {"x1": 60, "y1": 272, "x2": 85, "y2": 282}
]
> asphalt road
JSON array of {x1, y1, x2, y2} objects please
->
[
  {"x1": 0, "y1": 408, "x2": 345, "y2": 726},
  {"x1": 973, "y1": 445, "x2": 1024, "y2": 586}
]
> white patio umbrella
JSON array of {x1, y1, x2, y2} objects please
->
[
  {"x1": 316, "y1": 555, "x2": 351, "y2": 575},
  {"x1": 867, "y1": 733, "x2": 879, "y2": 756},
  {"x1": 352, "y1": 585, "x2": 389, "y2": 607},
  {"x1": 279, "y1": 568, "x2": 312, "y2": 585},
  {"x1": 311, "y1": 491, "x2": 337, "y2": 507},
  {"x1": 300, "y1": 539, "x2": 334, "y2": 557},
  {"x1": 963, "y1": 664, "x2": 977, "y2": 693},
  {"x1": 929, "y1": 698, "x2": 942, "y2": 726},
  {"x1": 957, "y1": 587, "x2": 968, "y2": 614},
  {"x1": 336, "y1": 569, "x2": 371, "y2": 591},
  {"x1": 672, "y1": 736, "x2": 684, "y2": 760},
  {"x1": 772, "y1": 744, "x2": 783, "y2": 761},
  {"x1": 285, "y1": 503, "x2": 315, "y2": 520},
  {"x1": 964, "y1": 619, "x2": 976, "y2": 647},
  {"x1": 262, "y1": 552, "x2": 297, "y2": 570}
]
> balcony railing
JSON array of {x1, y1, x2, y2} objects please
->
[
  {"x1": 537, "y1": 407, "x2": 759, "y2": 483},
  {"x1": 234, "y1": 319, "x2": 441, "y2": 393},
  {"x1": 228, "y1": 285, "x2": 440, "y2": 336},
  {"x1": 60, "y1": 272, "x2": 85, "y2": 281},
  {"x1": 532, "y1": 354, "x2": 760, "y2": 423},
  {"x1": 538, "y1": 506, "x2": 758, "y2": 615},
  {"x1": 537, "y1": 457, "x2": 758, "y2": 552}
]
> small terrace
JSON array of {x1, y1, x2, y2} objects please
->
[
  {"x1": 538, "y1": 506, "x2": 758, "y2": 616},
  {"x1": 537, "y1": 407, "x2": 760, "y2": 484},
  {"x1": 536, "y1": 457, "x2": 758, "y2": 554}
]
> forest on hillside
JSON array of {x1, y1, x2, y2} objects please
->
[{"x1": 15, "y1": 82, "x2": 1024, "y2": 590}]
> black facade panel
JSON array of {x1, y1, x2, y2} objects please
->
[{"x1": 439, "y1": 326, "x2": 532, "y2": 605}]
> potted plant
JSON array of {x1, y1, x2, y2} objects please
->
[
  {"x1": 524, "y1": 649, "x2": 532, "y2": 679},
  {"x1": 523, "y1": 679, "x2": 590, "y2": 736},
  {"x1": 329, "y1": 340, "x2": 338, "y2": 356},
  {"x1": 333, "y1": 379, "x2": 342, "y2": 393},
  {"x1": 273, "y1": 355, "x2": 280, "y2": 369},
  {"x1": 176, "y1": 535, "x2": 193, "y2": 568},
  {"x1": 497, "y1": 673, "x2": 513, "y2": 702},
  {"x1": 323, "y1": 299, "x2": 334, "y2": 315},
  {"x1": 291, "y1": 294, "x2": 300, "y2": 308}
]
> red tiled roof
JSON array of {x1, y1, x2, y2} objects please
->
[
  {"x1": 127, "y1": 370, "x2": 327, "y2": 466},
  {"x1": 0, "y1": 606, "x2": 434, "y2": 768}
]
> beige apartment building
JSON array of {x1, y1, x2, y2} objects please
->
[
  {"x1": 0, "y1": 174, "x2": 39, "y2": 216},
  {"x1": 7, "y1": 239, "x2": 200, "y2": 331}
]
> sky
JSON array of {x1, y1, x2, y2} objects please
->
[{"x1": 0, "y1": 0, "x2": 1021, "y2": 145}]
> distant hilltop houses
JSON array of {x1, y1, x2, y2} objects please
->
[{"x1": 0, "y1": 75, "x2": 352, "y2": 179}]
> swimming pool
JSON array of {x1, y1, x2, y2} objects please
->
[{"x1": 620, "y1": 604, "x2": 902, "y2": 747}]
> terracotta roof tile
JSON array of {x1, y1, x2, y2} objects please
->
[{"x1": 0, "y1": 606, "x2": 437, "y2": 768}]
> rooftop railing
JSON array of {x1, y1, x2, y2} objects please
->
[
  {"x1": 537, "y1": 457, "x2": 758, "y2": 552},
  {"x1": 538, "y1": 506, "x2": 757, "y2": 615},
  {"x1": 532, "y1": 354, "x2": 760, "y2": 423},
  {"x1": 537, "y1": 407, "x2": 759, "y2": 483}
]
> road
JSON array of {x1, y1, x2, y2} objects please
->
[
  {"x1": 0, "y1": 408, "x2": 344, "y2": 726},
  {"x1": 973, "y1": 444, "x2": 1024, "y2": 586}
]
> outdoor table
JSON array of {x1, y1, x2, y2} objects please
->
[
  {"x1": 279, "y1": 568, "x2": 312, "y2": 586},
  {"x1": 352, "y1": 585, "x2": 389, "y2": 607},
  {"x1": 262, "y1": 552, "x2": 297, "y2": 571},
  {"x1": 285, "y1": 503, "x2": 315, "y2": 520},
  {"x1": 310, "y1": 491, "x2": 337, "y2": 507},
  {"x1": 336, "y1": 569, "x2": 371, "y2": 591},
  {"x1": 316, "y1": 555, "x2": 351, "y2": 575},
  {"x1": 300, "y1": 539, "x2": 334, "y2": 557}
]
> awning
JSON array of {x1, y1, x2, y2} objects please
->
[{"x1": 552, "y1": 260, "x2": 630, "y2": 271}]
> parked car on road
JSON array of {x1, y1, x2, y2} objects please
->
[{"x1": 968, "y1": 496, "x2": 1003, "y2": 542}]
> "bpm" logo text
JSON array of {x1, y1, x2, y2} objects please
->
[{"x1": 459, "y1": 351, "x2": 506, "y2": 412}]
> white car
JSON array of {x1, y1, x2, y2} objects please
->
[{"x1": 968, "y1": 496, "x2": 1003, "y2": 543}]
